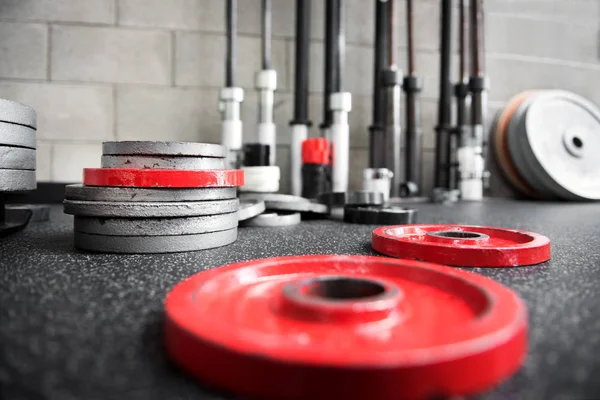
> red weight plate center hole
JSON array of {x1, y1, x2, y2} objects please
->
[
  {"x1": 426, "y1": 230, "x2": 490, "y2": 244},
  {"x1": 279, "y1": 276, "x2": 402, "y2": 324}
]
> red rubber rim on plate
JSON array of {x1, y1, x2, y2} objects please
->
[
  {"x1": 164, "y1": 255, "x2": 528, "y2": 400},
  {"x1": 83, "y1": 168, "x2": 244, "y2": 188},
  {"x1": 372, "y1": 224, "x2": 551, "y2": 267}
]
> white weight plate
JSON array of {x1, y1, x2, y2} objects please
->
[
  {"x1": 63, "y1": 198, "x2": 239, "y2": 218},
  {"x1": 101, "y1": 155, "x2": 226, "y2": 170},
  {"x1": 102, "y1": 141, "x2": 226, "y2": 158},
  {"x1": 0, "y1": 122, "x2": 36, "y2": 149},
  {"x1": 0, "y1": 145, "x2": 36, "y2": 170},
  {"x1": 0, "y1": 169, "x2": 36, "y2": 191},
  {"x1": 241, "y1": 165, "x2": 281, "y2": 180},
  {"x1": 519, "y1": 90, "x2": 600, "y2": 200},
  {"x1": 0, "y1": 99, "x2": 37, "y2": 129},
  {"x1": 74, "y1": 212, "x2": 238, "y2": 236},
  {"x1": 65, "y1": 184, "x2": 237, "y2": 202},
  {"x1": 74, "y1": 228, "x2": 238, "y2": 254},
  {"x1": 239, "y1": 179, "x2": 280, "y2": 193},
  {"x1": 241, "y1": 211, "x2": 301, "y2": 227}
]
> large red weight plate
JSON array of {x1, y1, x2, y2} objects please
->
[
  {"x1": 372, "y1": 224, "x2": 551, "y2": 267},
  {"x1": 165, "y1": 255, "x2": 527, "y2": 400},
  {"x1": 83, "y1": 168, "x2": 244, "y2": 188}
]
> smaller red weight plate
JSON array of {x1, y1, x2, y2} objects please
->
[
  {"x1": 165, "y1": 255, "x2": 527, "y2": 400},
  {"x1": 372, "y1": 224, "x2": 550, "y2": 267},
  {"x1": 83, "y1": 168, "x2": 244, "y2": 188}
]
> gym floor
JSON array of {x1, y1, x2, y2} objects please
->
[{"x1": 1, "y1": 199, "x2": 599, "y2": 399}]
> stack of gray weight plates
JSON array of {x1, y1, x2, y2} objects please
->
[
  {"x1": 0, "y1": 99, "x2": 37, "y2": 192},
  {"x1": 506, "y1": 90, "x2": 600, "y2": 201},
  {"x1": 64, "y1": 141, "x2": 240, "y2": 253}
]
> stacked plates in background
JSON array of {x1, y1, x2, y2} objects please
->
[
  {"x1": 0, "y1": 99, "x2": 37, "y2": 192},
  {"x1": 492, "y1": 90, "x2": 600, "y2": 201},
  {"x1": 63, "y1": 141, "x2": 244, "y2": 253}
]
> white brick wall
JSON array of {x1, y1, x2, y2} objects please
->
[{"x1": 0, "y1": 0, "x2": 598, "y2": 194}]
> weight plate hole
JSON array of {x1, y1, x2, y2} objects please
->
[
  {"x1": 432, "y1": 231, "x2": 483, "y2": 239},
  {"x1": 572, "y1": 136, "x2": 583, "y2": 149},
  {"x1": 303, "y1": 277, "x2": 386, "y2": 300}
]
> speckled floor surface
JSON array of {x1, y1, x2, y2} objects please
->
[{"x1": 1, "y1": 200, "x2": 599, "y2": 400}]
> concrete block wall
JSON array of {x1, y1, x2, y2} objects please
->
[{"x1": 0, "y1": 0, "x2": 598, "y2": 195}]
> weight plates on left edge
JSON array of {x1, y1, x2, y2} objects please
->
[
  {"x1": 0, "y1": 169, "x2": 36, "y2": 191},
  {"x1": 344, "y1": 206, "x2": 417, "y2": 225},
  {"x1": 0, "y1": 122, "x2": 36, "y2": 149},
  {"x1": 74, "y1": 212, "x2": 238, "y2": 236},
  {"x1": 164, "y1": 255, "x2": 528, "y2": 400},
  {"x1": 241, "y1": 211, "x2": 301, "y2": 227},
  {"x1": 63, "y1": 199, "x2": 239, "y2": 218},
  {"x1": 372, "y1": 224, "x2": 551, "y2": 267},
  {"x1": 0, "y1": 98, "x2": 37, "y2": 129},
  {"x1": 74, "y1": 228, "x2": 238, "y2": 254},
  {"x1": 83, "y1": 168, "x2": 244, "y2": 188},
  {"x1": 0, "y1": 145, "x2": 36, "y2": 169},
  {"x1": 237, "y1": 199, "x2": 266, "y2": 221}
]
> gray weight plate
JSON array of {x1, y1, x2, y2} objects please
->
[
  {"x1": 346, "y1": 191, "x2": 385, "y2": 206},
  {"x1": 102, "y1": 141, "x2": 227, "y2": 158},
  {"x1": 0, "y1": 122, "x2": 36, "y2": 149},
  {"x1": 74, "y1": 228, "x2": 238, "y2": 254},
  {"x1": 238, "y1": 199, "x2": 266, "y2": 221},
  {"x1": 64, "y1": 184, "x2": 237, "y2": 202},
  {"x1": 74, "y1": 212, "x2": 238, "y2": 236},
  {"x1": 241, "y1": 211, "x2": 301, "y2": 227},
  {"x1": 100, "y1": 155, "x2": 226, "y2": 170},
  {"x1": 517, "y1": 90, "x2": 600, "y2": 200},
  {"x1": 5, "y1": 204, "x2": 50, "y2": 222},
  {"x1": 0, "y1": 99, "x2": 37, "y2": 129},
  {"x1": 0, "y1": 169, "x2": 36, "y2": 191},
  {"x1": 63, "y1": 198, "x2": 239, "y2": 218},
  {"x1": 0, "y1": 145, "x2": 36, "y2": 170},
  {"x1": 506, "y1": 93, "x2": 556, "y2": 199}
]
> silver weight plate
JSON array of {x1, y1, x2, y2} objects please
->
[
  {"x1": 0, "y1": 122, "x2": 36, "y2": 149},
  {"x1": 74, "y1": 212, "x2": 238, "y2": 236},
  {"x1": 0, "y1": 99, "x2": 37, "y2": 129},
  {"x1": 0, "y1": 146, "x2": 36, "y2": 170},
  {"x1": 65, "y1": 184, "x2": 237, "y2": 202},
  {"x1": 241, "y1": 212, "x2": 301, "y2": 227},
  {"x1": 506, "y1": 93, "x2": 556, "y2": 199},
  {"x1": 100, "y1": 155, "x2": 226, "y2": 170},
  {"x1": 74, "y1": 227, "x2": 238, "y2": 254},
  {"x1": 102, "y1": 141, "x2": 227, "y2": 158},
  {"x1": 63, "y1": 198, "x2": 239, "y2": 218},
  {"x1": 0, "y1": 169, "x2": 36, "y2": 191},
  {"x1": 238, "y1": 199, "x2": 266, "y2": 221},
  {"x1": 516, "y1": 91, "x2": 600, "y2": 200}
]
